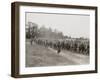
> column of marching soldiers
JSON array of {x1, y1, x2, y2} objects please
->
[{"x1": 30, "y1": 38, "x2": 89, "y2": 55}]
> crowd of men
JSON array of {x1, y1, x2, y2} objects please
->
[{"x1": 30, "y1": 38, "x2": 89, "y2": 55}]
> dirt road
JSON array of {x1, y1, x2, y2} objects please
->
[
  {"x1": 26, "y1": 41, "x2": 89, "y2": 67},
  {"x1": 48, "y1": 47, "x2": 89, "y2": 65}
]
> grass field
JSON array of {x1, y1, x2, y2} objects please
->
[{"x1": 26, "y1": 41, "x2": 89, "y2": 67}]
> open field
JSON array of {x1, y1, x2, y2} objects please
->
[{"x1": 26, "y1": 41, "x2": 89, "y2": 67}]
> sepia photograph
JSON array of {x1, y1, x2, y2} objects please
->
[{"x1": 25, "y1": 12, "x2": 90, "y2": 67}]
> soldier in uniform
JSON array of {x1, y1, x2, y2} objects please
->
[
  {"x1": 30, "y1": 38, "x2": 33, "y2": 45},
  {"x1": 57, "y1": 41, "x2": 61, "y2": 54}
]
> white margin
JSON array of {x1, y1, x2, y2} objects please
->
[{"x1": 19, "y1": 6, "x2": 95, "y2": 74}]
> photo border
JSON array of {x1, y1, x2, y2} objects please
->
[{"x1": 11, "y1": 2, "x2": 98, "y2": 78}]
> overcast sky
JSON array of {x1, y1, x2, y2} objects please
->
[{"x1": 26, "y1": 12, "x2": 90, "y2": 38}]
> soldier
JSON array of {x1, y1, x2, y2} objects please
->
[
  {"x1": 57, "y1": 41, "x2": 61, "y2": 54},
  {"x1": 30, "y1": 38, "x2": 33, "y2": 45},
  {"x1": 79, "y1": 43, "x2": 85, "y2": 54}
]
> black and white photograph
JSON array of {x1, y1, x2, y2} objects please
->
[
  {"x1": 25, "y1": 12, "x2": 90, "y2": 67},
  {"x1": 11, "y1": 2, "x2": 97, "y2": 78}
]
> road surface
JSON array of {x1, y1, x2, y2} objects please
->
[
  {"x1": 26, "y1": 41, "x2": 89, "y2": 67},
  {"x1": 48, "y1": 47, "x2": 89, "y2": 65}
]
